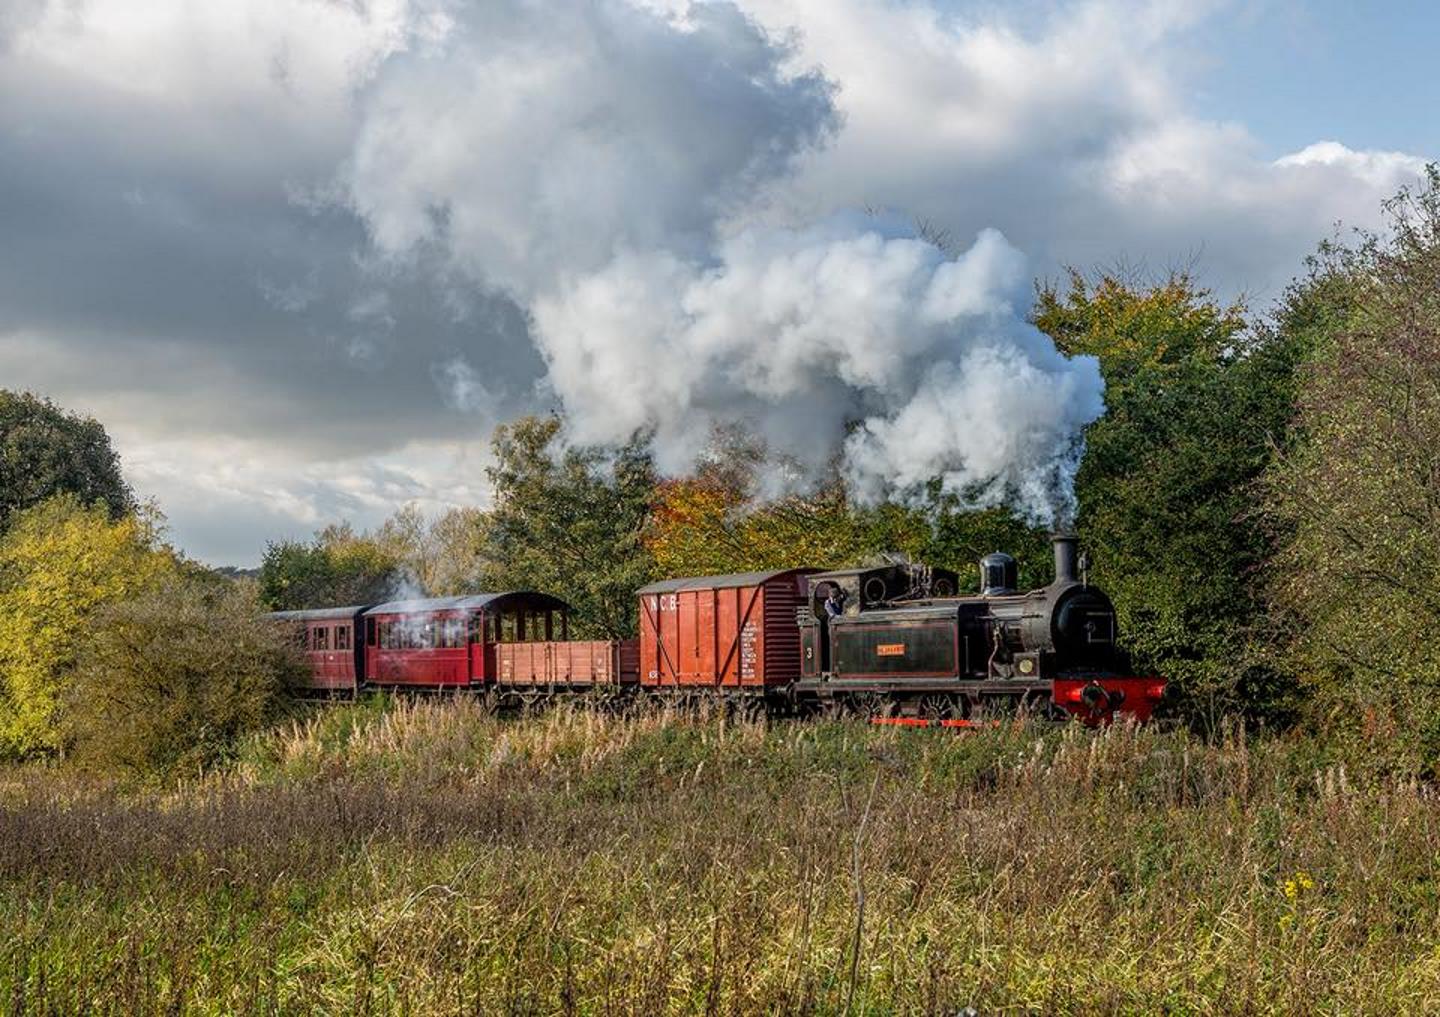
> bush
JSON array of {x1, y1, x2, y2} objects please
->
[
  {"x1": 1266, "y1": 167, "x2": 1440, "y2": 769},
  {"x1": 0, "y1": 496, "x2": 176, "y2": 758},
  {"x1": 63, "y1": 574, "x2": 303, "y2": 778}
]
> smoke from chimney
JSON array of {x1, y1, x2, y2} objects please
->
[{"x1": 341, "y1": 3, "x2": 1106, "y2": 525}]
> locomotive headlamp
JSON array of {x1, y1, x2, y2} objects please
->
[{"x1": 1018, "y1": 658, "x2": 1035, "y2": 675}]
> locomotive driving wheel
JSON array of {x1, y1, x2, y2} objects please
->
[
  {"x1": 917, "y1": 693, "x2": 966, "y2": 721},
  {"x1": 844, "y1": 692, "x2": 892, "y2": 719}
]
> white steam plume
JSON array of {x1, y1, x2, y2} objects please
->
[
  {"x1": 532, "y1": 218, "x2": 1104, "y2": 525},
  {"x1": 341, "y1": 0, "x2": 1104, "y2": 525}
]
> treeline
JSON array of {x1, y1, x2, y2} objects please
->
[{"x1": 4, "y1": 170, "x2": 1440, "y2": 774}]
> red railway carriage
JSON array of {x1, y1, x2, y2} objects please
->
[
  {"x1": 637, "y1": 569, "x2": 820, "y2": 691},
  {"x1": 267, "y1": 606, "x2": 367, "y2": 693},
  {"x1": 362, "y1": 592, "x2": 570, "y2": 688}
]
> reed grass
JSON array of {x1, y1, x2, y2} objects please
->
[{"x1": 3, "y1": 700, "x2": 1439, "y2": 1014}]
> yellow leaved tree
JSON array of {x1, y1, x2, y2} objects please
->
[{"x1": 0, "y1": 495, "x2": 177, "y2": 758}]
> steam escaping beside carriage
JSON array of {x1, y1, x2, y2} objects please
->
[{"x1": 270, "y1": 535, "x2": 1164, "y2": 725}]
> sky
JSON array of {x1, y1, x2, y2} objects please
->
[{"x1": 0, "y1": 0, "x2": 1433, "y2": 566}]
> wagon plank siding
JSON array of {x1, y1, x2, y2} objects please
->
[{"x1": 637, "y1": 569, "x2": 819, "y2": 690}]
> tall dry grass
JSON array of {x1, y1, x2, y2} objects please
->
[{"x1": 3, "y1": 699, "x2": 1440, "y2": 1014}]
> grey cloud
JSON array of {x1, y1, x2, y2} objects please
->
[
  {"x1": 0, "y1": 0, "x2": 1431, "y2": 564},
  {"x1": 344, "y1": 0, "x2": 838, "y2": 294},
  {"x1": 0, "y1": 62, "x2": 547, "y2": 459}
]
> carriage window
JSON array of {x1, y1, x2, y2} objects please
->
[
  {"x1": 550, "y1": 609, "x2": 567, "y2": 641},
  {"x1": 487, "y1": 614, "x2": 500, "y2": 643},
  {"x1": 442, "y1": 619, "x2": 463, "y2": 648},
  {"x1": 501, "y1": 611, "x2": 518, "y2": 642},
  {"x1": 524, "y1": 609, "x2": 547, "y2": 642},
  {"x1": 379, "y1": 622, "x2": 392, "y2": 649},
  {"x1": 313, "y1": 627, "x2": 329, "y2": 651},
  {"x1": 336, "y1": 627, "x2": 350, "y2": 651},
  {"x1": 367, "y1": 619, "x2": 377, "y2": 647}
]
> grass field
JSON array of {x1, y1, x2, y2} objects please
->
[{"x1": 3, "y1": 698, "x2": 1440, "y2": 1014}]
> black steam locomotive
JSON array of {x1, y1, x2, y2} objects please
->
[{"x1": 793, "y1": 535, "x2": 1161, "y2": 722}]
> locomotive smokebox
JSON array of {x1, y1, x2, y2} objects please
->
[{"x1": 1052, "y1": 533, "x2": 1079, "y2": 586}]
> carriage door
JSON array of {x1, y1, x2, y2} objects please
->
[{"x1": 468, "y1": 612, "x2": 486, "y2": 684}]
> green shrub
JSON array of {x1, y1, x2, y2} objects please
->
[{"x1": 63, "y1": 574, "x2": 303, "y2": 778}]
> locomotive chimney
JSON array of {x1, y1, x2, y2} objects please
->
[{"x1": 1052, "y1": 533, "x2": 1079, "y2": 585}]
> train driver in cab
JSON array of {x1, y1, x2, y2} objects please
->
[{"x1": 823, "y1": 586, "x2": 846, "y2": 619}]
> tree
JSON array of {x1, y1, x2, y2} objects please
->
[
  {"x1": 647, "y1": 427, "x2": 1050, "y2": 587},
  {"x1": 0, "y1": 390, "x2": 133, "y2": 535},
  {"x1": 1266, "y1": 167, "x2": 1440, "y2": 762},
  {"x1": 480, "y1": 416, "x2": 656, "y2": 639},
  {"x1": 64, "y1": 574, "x2": 302, "y2": 777},
  {"x1": 921, "y1": 501, "x2": 1052, "y2": 592},
  {"x1": 422, "y1": 507, "x2": 490, "y2": 595},
  {"x1": 647, "y1": 425, "x2": 928, "y2": 576},
  {"x1": 1034, "y1": 271, "x2": 1306, "y2": 726},
  {"x1": 0, "y1": 496, "x2": 177, "y2": 757},
  {"x1": 258, "y1": 524, "x2": 406, "y2": 610}
]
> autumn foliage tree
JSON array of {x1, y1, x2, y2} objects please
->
[
  {"x1": 647, "y1": 428, "x2": 1052, "y2": 588},
  {"x1": 1266, "y1": 168, "x2": 1440, "y2": 761},
  {"x1": 0, "y1": 496, "x2": 177, "y2": 757}
]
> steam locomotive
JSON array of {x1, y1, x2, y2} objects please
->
[
  {"x1": 272, "y1": 535, "x2": 1163, "y2": 725},
  {"x1": 789, "y1": 535, "x2": 1161, "y2": 722}
]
